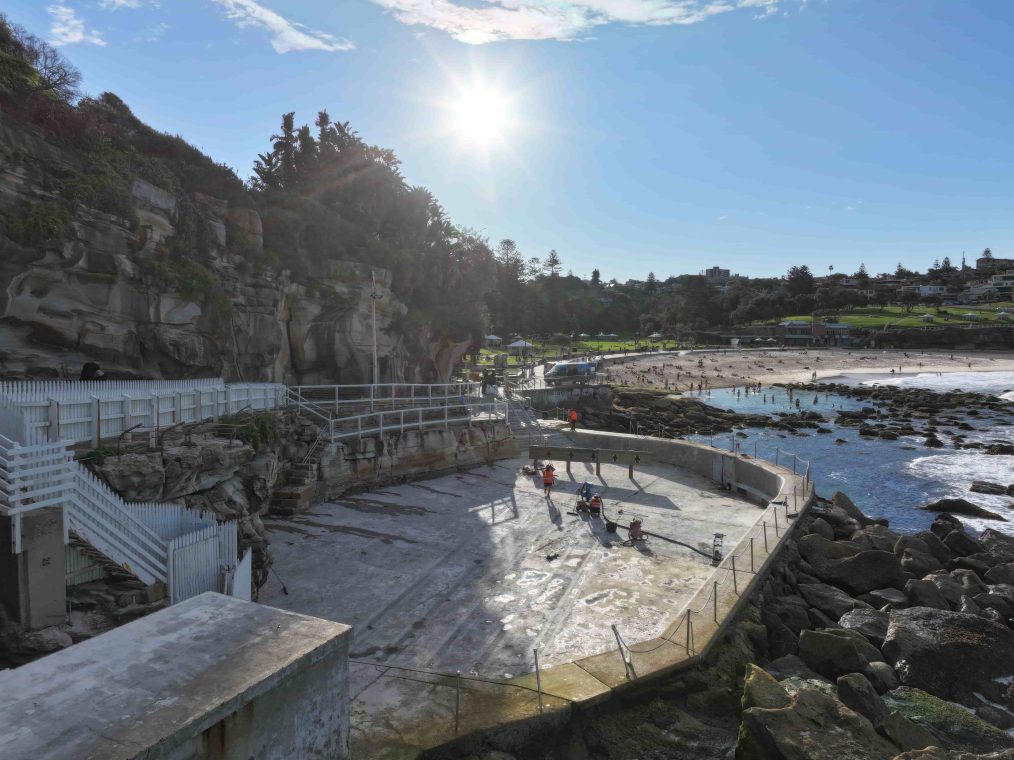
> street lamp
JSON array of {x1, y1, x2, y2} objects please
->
[{"x1": 370, "y1": 270, "x2": 383, "y2": 386}]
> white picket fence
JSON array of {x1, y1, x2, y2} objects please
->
[
  {"x1": 0, "y1": 393, "x2": 246, "y2": 603},
  {"x1": 0, "y1": 379, "x2": 286, "y2": 447}
]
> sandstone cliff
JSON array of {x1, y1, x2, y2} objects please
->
[{"x1": 0, "y1": 119, "x2": 461, "y2": 383}]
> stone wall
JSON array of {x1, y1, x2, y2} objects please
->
[{"x1": 318, "y1": 421, "x2": 518, "y2": 500}]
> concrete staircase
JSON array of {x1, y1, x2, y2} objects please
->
[{"x1": 270, "y1": 452, "x2": 322, "y2": 516}]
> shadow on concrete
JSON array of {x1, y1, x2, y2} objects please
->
[{"x1": 595, "y1": 483, "x2": 681, "y2": 512}]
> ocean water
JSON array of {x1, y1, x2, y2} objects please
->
[{"x1": 686, "y1": 373, "x2": 1014, "y2": 535}]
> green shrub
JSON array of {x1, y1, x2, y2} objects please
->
[{"x1": 1, "y1": 201, "x2": 69, "y2": 245}]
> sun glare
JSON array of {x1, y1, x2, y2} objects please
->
[{"x1": 447, "y1": 85, "x2": 515, "y2": 148}]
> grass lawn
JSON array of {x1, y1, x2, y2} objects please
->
[
  {"x1": 763, "y1": 303, "x2": 1014, "y2": 330},
  {"x1": 472, "y1": 338, "x2": 688, "y2": 364}
]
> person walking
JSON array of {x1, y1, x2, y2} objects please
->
[
  {"x1": 543, "y1": 463, "x2": 556, "y2": 497},
  {"x1": 568, "y1": 408, "x2": 579, "y2": 431}
]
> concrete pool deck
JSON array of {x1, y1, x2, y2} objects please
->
[
  {"x1": 260, "y1": 437, "x2": 781, "y2": 757},
  {"x1": 261, "y1": 455, "x2": 763, "y2": 678}
]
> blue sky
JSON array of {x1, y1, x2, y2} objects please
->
[{"x1": 6, "y1": 1, "x2": 1014, "y2": 280}]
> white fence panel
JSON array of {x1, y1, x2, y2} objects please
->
[
  {"x1": 65, "y1": 544, "x2": 105, "y2": 586},
  {"x1": 168, "y1": 525, "x2": 222, "y2": 604},
  {"x1": 230, "y1": 547, "x2": 253, "y2": 601}
]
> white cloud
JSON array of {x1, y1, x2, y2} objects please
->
[
  {"x1": 99, "y1": 0, "x2": 144, "y2": 8},
  {"x1": 136, "y1": 21, "x2": 170, "y2": 42},
  {"x1": 212, "y1": 0, "x2": 354, "y2": 53},
  {"x1": 47, "y1": 4, "x2": 107, "y2": 46},
  {"x1": 372, "y1": 0, "x2": 801, "y2": 44}
]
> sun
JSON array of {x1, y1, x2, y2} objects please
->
[{"x1": 446, "y1": 84, "x2": 515, "y2": 148}]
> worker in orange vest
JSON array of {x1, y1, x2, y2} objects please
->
[
  {"x1": 543, "y1": 463, "x2": 556, "y2": 496},
  {"x1": 568, "y1": 408, "x2": 579, "y2": 431}
]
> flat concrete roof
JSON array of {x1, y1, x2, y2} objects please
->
[
  {"x1": 0, "y1": 593, "x2": 350, "y2": 760},
  {"x1": 261, "y1": 454, "x2": 762, "y2": 680}
]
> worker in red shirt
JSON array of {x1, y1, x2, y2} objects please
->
[
  {"x1": 543, "y1": 463, "x2": 556, "y2": 496},
  {"x1": 568, "y1": 408, "x2": 579, "y2": 431}
]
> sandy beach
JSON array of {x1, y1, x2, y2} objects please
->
[{"x1": 603, "y1": 348, "x2": 1014, "y2": 392}]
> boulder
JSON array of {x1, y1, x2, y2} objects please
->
[
  {"x1": 810, "y1": 517, "x2": 834, "y2": 541},
  {"x1": 881, "y1": 608, "x2": 1014, "y2": 701},
  {"x1": 922, "y1": 498, "x2": 1007, "y2": 522},
  {"x1": 764, "y1": 654, "x2": 829, "y2": 684},
  {"x1": 959, "y1": 595, "x2": 981, "y2": 615},
  {"x1": 944, "y1": 530, "x2": 984, "y2": 557},
  {"x1": 973, "y1": 593, "x2": 1014, "y2": 619},
  {"x1": 814, "y1": 551, "x2": 905, "y2": 596},
  {"x1": 874, "y1": 710, "x2": 939, "y2": 754},
  {"x1": 798, "y1": 533, "x2": 861, "y2": 565},
  {"x1": 925, "y1": 573, "x2": 964, "y2": 609},
  {"x1": 985, "y1": 564, "x2": 1014, "y2": 586},
  {"x1": 914, "y1": 530, "x2": 953, "y2": 566},
  {"x1": 837, "y1": 673, "x2": 889, "y2": 724},
  {"x1": 971, "y1": 481, "x2": 1009, "y2": 496},
  {"x1": 839, "y1": 608, "x2": 890, "y2": 649},
  {"x1": 798, "y1": 582, "x2": 872, "y2": 620},
  {"x1": 976, "y1": 704, "x2": 1014, "y2": 731},
  {"x1": 884, "y1": 686, "x2": 1014, "y2": 753},
  {"x1": 807, "y1": 607, "x2": 840, "y2": 630},
  {"x1": 737, "y1": 687, "x2": 899, "y2": 760},
  {"x1": 901, "y1": 549, "x2": 944, "y2": 578},
  {"x1": 950, "y1": 568, "x2": 988, "y2": 597},
  {"x1": 904, "y1": 579, "x2": 949, "y2": 610},
  {"x1": 863, "y1": 661, "x2": 900, "y2": 694},
  {"x1": 852, "y1": 524, "x2": 902, "y2": 553},
  {"x1": 798, "y1": 629, "x2": 884, "y2": 680},
  {"x1": 894, "y1": 535, "x2": 932, "y2": 557},
  {"x1": 867, "y1": 587, "x2": 910, "y2": 610},
  {"x1": 741, "y1": 664, "x2": 791, "y2": 711},
  {"x1": 980, "y1": 530, "x2": 1014, "y2": 566},
  {"x1": 930, "y1": 513, "x2": 965, "y2": 540},
  {"x1": 832, "y1": 491, "x2": 878, "y2": 526},
  {"x1": 949, "y1": 555, "x2": 992, "y2": 576},
  {"x1": 768, "y1": 595, "x2": 812, "y2": 635}
]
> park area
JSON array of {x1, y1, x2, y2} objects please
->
[{"x1": 764, "y1": 302, "x2": 1014, "y2": 330}]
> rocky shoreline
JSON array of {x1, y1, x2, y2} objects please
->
[{"x1": 739, "y1": 492, "x2": 1014, "y2": 757}]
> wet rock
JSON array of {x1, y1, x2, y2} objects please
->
[
  {"x1": 930, "y1": 513, "x2": 965, "y2": 540},
  {"x1": 881, "y1": 608, "x2": 1014, "y2": 702},
  {"x1": 832, "y1": 491, "x2": 880, "y2": 527},
  {"x1": 807, "y1": 607, "x2": 840, "y2": 630},
  {"x1": 973, "y1": 593, "x2": 1014, "y2": 619},
  {"x1": 768, "y1": 595, "x2": 812, "y2": 635},
  {"x1": 922, "y1": 498, "x2": 1007, "y2": 522},
  {"x1": 894, "y1": 535, "x2": 932, "y2": 557},
  {"x1": 798, "y1": 629, "x2": 884, "y2": 680},
  {"x1": 971, "y1": 481, "x2": 1009, "y2": 496},
  {"x1": 979, "y1": 530, "x2": 1014, "y2": 566},
  {"x1": 798, "y1": 582, "x2": 872, "y2": 620},
  {"x1": 838, "y1": 608, "x2": 890, "y2": 649},
  {"x1": 926, "y1": 573, "x2": 964, "y2": 609},
  {"x1": 959, "y1": 595, "x2": 982, "y2": 615},
  {"x1": 986, "y1": 443, "x2": 1014, "y2": 455}
]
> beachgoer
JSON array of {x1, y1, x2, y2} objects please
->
[
  {"x1": 568, "y1": 408, "x2": 579, "y2": 431},
  {"x1": 543, "y1": 464, "x2": 556, "y2": 496}
]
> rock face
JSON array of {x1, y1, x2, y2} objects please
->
[
  {"x1": 0, "y1": 122, "x2": 455, "y2": 383},
  {"x1": 921, "y1": 499, "x2": 1007, "y2": 522},
  {"x1": 881, "y1": 607, "x2": 1014, "y2": 701}
]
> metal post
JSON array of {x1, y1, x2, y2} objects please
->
[
  {"x1": 792, "y1": 453, "x2": 798, "y2": 474},
  {"x1": 754, "y1": 441, "x2": 758, "y2": 458},
  {"x1": 731, "y1": 555, "x2": 738, "y2": 593},
  {"x1": 750, "y1": 537, "x2": 754, "y2": 572},
  {"x1": 685, "y1": 610, "x2": 692, "y2": 655},
  {"x1": 763, "y1": 521, "x2": 769, "y2": 552},
  {"x1": 611, "y1": 624, "x2": 633, "y2": 680},
  {"x1": 534, "y1": 648, "x2": 544, "y2": 714},
  {"x1": 371, "y1": 270, "x2": 382, "y2": 387},
  {"x1": 454, "y1": 670, "x2": 461, "y2": 736},
  {"x1": 775, "y1": 448, "x2": 780, "y2": 466},
  {"x1": 774, "y1": 509, "x2": 780, "y2": 536},
  {"x1": 713, "y1": 581, "x2": 719, "y2": 622}
]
